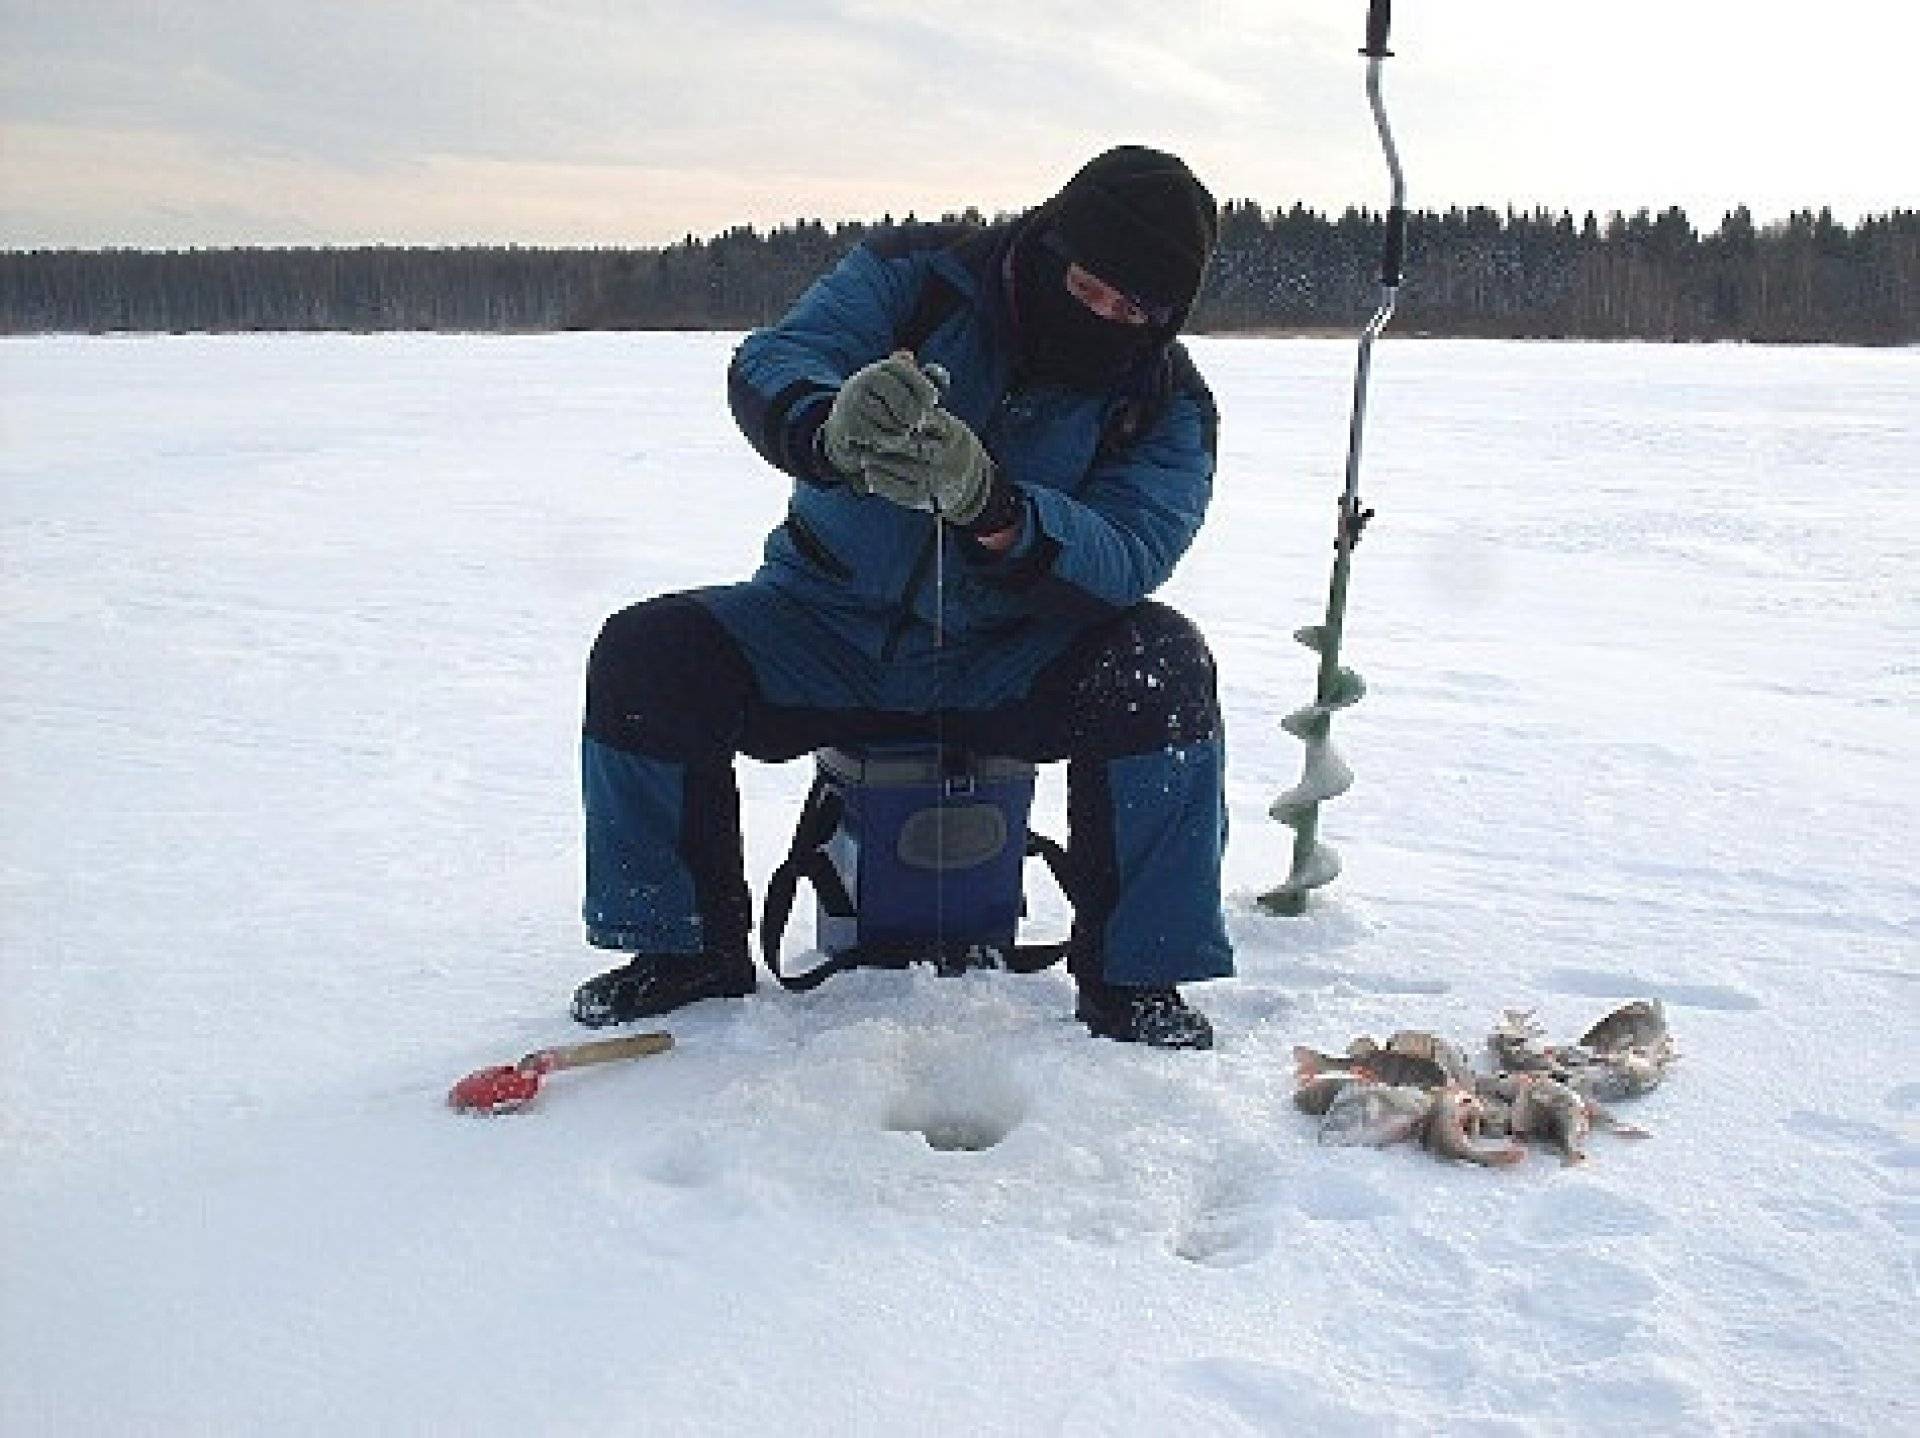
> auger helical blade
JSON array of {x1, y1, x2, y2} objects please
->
[
  {"x1": 1272, "y1": 623, "x2": 1361, "y2": 816},
  {"x1": 1259, "y1": 815, "x2": 1343, "y2": 917},
  {"x1": 1268, "y1": 734, "x2": 1354, "y2": 824},
  {"x1": 1259, "y1": 639, "x2": 1362, "y2": 915},
  {"x1": 1280, "y1": 631, "x2": 1366, "y2": 739}
]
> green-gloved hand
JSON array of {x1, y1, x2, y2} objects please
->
[
  {"x1": 857, "y1": 408, "x2": 999, "y2": 525},
  {"x1": 820, "y1": 350, "x2": 942, "y2": 477}
]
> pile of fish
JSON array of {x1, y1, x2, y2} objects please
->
[{"x1": 1293, "y1": 1000, "x2": 1676, "y2": 1167}]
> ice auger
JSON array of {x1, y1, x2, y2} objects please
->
[{"x1": 1259, "y1": 0, "x2": 1408, "y2": 916}]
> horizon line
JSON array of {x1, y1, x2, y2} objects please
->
[{"x1": 7, "y1": 197, "x2": 1916, "y2": 258}]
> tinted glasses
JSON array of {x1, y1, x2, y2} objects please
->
[{"x1": 1039, "y1": 230, "x2": 1176, "y2": 328}]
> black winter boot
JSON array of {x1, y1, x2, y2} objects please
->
[
  {"x1": 571, "y1": 952, "x2": 757, "y2": 1027},
  {"x1": 1075, "y1": 979, "x2": 1215, "y2": 1050}
]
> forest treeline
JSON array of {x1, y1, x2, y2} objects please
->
[{"x1": 3, "y1": 203, "x2": 1914, "y2": 344}]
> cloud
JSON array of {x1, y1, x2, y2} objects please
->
[
  {"x1": 3, "y1": 1, "x2": 1914, "y2": 247},
  {"x1": 0, "y1": 122, "x2": 930, "y2": 248},
  {"x1": 2, "y1": 0, "x2": 1372, "y2": 244}
]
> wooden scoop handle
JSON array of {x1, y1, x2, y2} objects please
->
[{"x1": 531, "y1": 1031, "x2": 674, "y2": 1073}]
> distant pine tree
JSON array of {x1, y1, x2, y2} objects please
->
[{"x1": 3, "y1": 206, "x2": 1914, "y2": 343}]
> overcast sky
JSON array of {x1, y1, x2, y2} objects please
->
[{"x1": 3, "y1": 1, "x2": 1914, "y2": 249}]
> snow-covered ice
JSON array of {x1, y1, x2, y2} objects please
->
[{"x1": 2, "y1": 332, "x2": 1915, "y2": 1435}]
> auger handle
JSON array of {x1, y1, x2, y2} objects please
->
[
  {"x1": 1363, "y1": 0, "x2": 1393, "y2": 58},
  {"x1": 533, "y1": 1031, "x2": 673, "y2": 1073},
  {"x1": 1362, "y1": 1, "x2": 1406, "y2": 287},
  {"x1": 1381, "y1": 209, "x2": 1407, "y2": 289}
]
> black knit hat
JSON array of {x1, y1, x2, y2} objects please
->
[{"x1": 1042, "y1": 145, "x2": 1218, "y2": 313}]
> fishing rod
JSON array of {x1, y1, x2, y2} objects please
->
[{"x1": 1259, "y1": 0, "x2": 1407, "y2": 916}]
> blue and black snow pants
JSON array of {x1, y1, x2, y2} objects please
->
[{"x1": 581, "y1": 585, "x2": 1233, "y2": 988}]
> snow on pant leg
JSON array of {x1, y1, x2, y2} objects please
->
[
  {"x1": 1016, "y1": 603, "x2": 1232, "y2": 988},
  {"x1": 580, "y1": 593, "x2": 756, "y2": 958}
]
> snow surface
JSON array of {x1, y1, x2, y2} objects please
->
[{"x1": 2, "y1": 332, "x2": 1915, "y2": 1436}]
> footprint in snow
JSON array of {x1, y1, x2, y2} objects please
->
[
  {"x1": 638, "y1": 1136, "x2": 724, "y2": 1190},
  {"x1": 1060, "y1": 1357, "x2": 1412, "y2": 1438},
  {"x1": 1172, "y1": 1165, "x2": 1277, "y2": 1268},
  {"x1": 1515, "y1": 1184, "x2": 1667, "y2": 1243},
  {"x1": 1175, "y1": 1357, "x2": 1417, "y2": 1435},
  {"x1": 1258, "y1": 958, "x2": 1451, "y2": 997},
  {"x1": 1291, "y1": 1168, "x2": 1405, "y2": 1224},
  {"x1": 1516, "y1": 1251, "x2": 1660, "y2": 1312},
  {"x1": 1541, "y1": 965, "x2": 1762, "y2": 1012},
  {"x1": 1681, "y1": 1246, "x2": 1816, "y2": 1312},
  {"x1": 1501, "y1": 1254, "x2": 1657, "y2": 1362},
  {"x1": 1783, "y1": 1108, "x2": 1907, "y2": 1158},
  {"x1": 1759, "y1": 1194, "x2": 1866, "y2": 1235},
  {"x1": 1875, "y1": 1199, "x2": 1920, "y2": 1236},
  {"x1": 1550, "y1": 1368, "x2": 1709, "y2": 1434},
  {"x1": 1171, "y1": 1202, "x2": 1274, "y2": 1268}
]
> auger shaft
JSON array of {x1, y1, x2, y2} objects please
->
[{"x1": 1260, "y1": 1, "x2": 1407, "y2": 916}]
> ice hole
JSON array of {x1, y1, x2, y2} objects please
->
[{"x1": 883, "y1": 1052, "x2": 1030, "y2": 1153}]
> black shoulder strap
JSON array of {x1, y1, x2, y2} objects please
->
[
  {"x1": 1002, "y1": 834, "x2": 1073, "y2": 973},
  {"x1": 896, "y1": 269, "x2": 965, "y2": 357},
  {"x1": 759, "y1": 776, "x2": 858, "y2": 992},
  {"x1": 1094, "y1": 350, "x2": 1181, "y2": 465}
]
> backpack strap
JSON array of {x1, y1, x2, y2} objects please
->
[
  {"x1": 1093, "y1": 347, "x2": 1184, "y2": 466},
  {"x1": 1001, "y1": 832, "x2": 1073, "y2": 973},
  {"x1": 758, "y1": 800, "x2": 1077, "y2": 990},
  {"x1": 759, "y1": 776, "x2": 861, "y2": 992},
  {"x1": 895, "y1": 267, "x2": 965, "y2": 357}
]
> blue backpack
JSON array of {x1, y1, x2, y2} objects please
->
[{"x1": 758, "y1": 744, "x2": 1074, "y2": 991}]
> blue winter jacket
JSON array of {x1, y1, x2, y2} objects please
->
[{"x1": 726, "y1": 220, "x2": 1219, "y2": 701}]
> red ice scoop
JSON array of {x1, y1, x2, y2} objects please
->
[{"x1": 448, "y1": 1031, "x2": 674, "y2": 1114}]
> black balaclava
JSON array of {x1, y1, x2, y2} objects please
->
[{"x1": 1014, "y1": 145, "x2": 1219, "y2": 389}]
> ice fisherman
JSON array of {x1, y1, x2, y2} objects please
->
[{"x1": 572, "y1": 145, "x2": 1232, "y2": 1048}]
